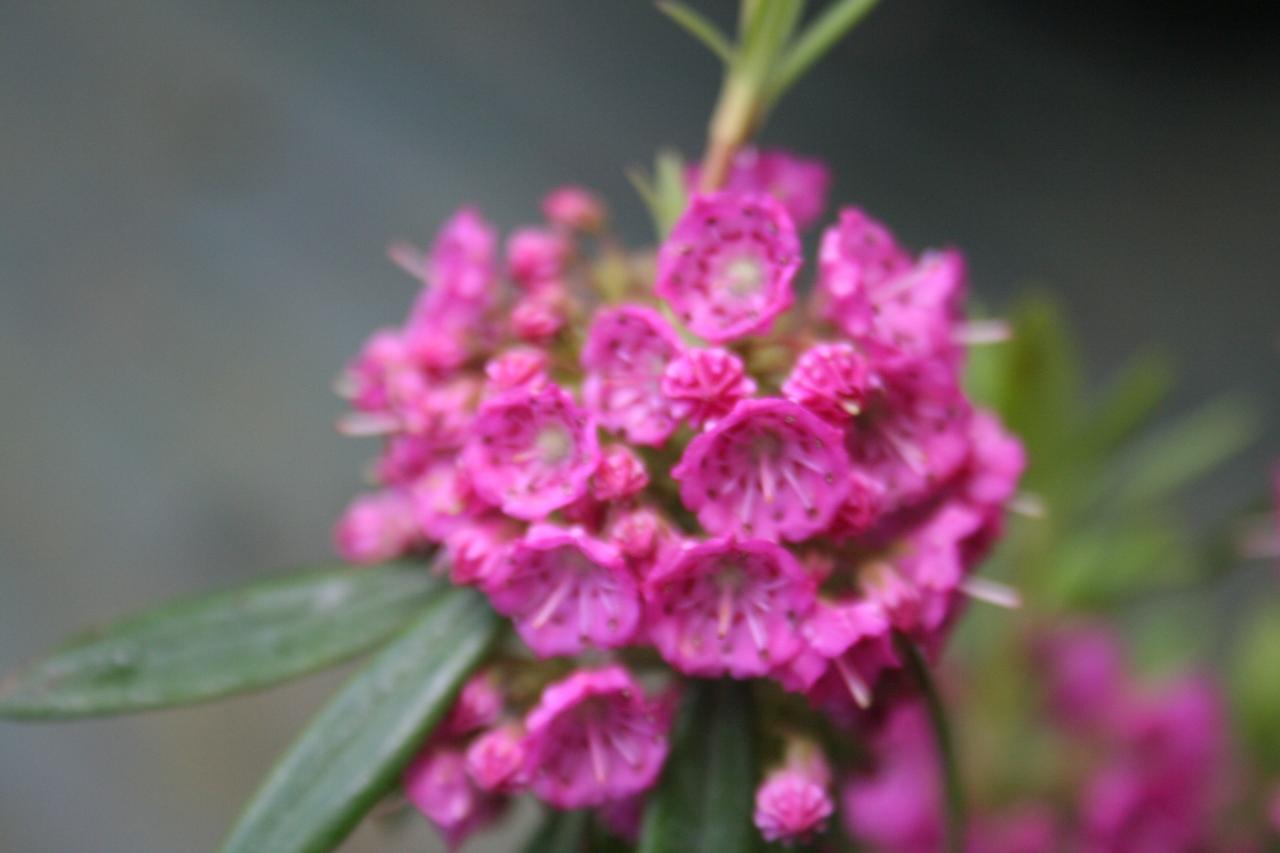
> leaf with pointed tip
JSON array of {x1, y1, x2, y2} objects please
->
[
  {"x1": 220, "y1": 585, "x2": 500, "y2": 853},
  {"x1": 638, "y1": 679, "x2": 759, "y2": 853},
  {"x1": 0, "y1": 561, "x2": 442, "y2": 719}
]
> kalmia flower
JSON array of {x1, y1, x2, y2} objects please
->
[
  {"x1": 754, "y1": 744, "x2": 835, "y2": 844},
  {"x1": 402, "y1": 746, "x2": 503, "y2": 850},
  {"x1": 465, "y1": 723, "x2": 528, "y2": 793},
  {"x1": 333, "y1": 490, "x2": 419, "y2": 565},
  {"x1": 591, "y1": 444, "x2": 650, "y2": 501},
  {"x1": 645, "y1": 538, "x2": 815, "y2": 677},
  {"x1": 662, "y1": 346, "x2": 756, "y2": 429},
  {"x1": 688, "y1": 147, "x2": 831, "y2": 229},
  {"x1": 486, "y1": 526, "x2": 639, "y2": 657},
  {"x1": 333, "y1": 150, "x2": 1025, "y2": 842},
  {"x1": 656, "y1": 192, "x2": 801, "y2": 342},
  {"x1": 520, "y1": 666, "x2": 670, "y2": 809},
  {"x1": 462, "y1": 384, "x2": 599, "y2": 520},
  {"x1": 582, "y1": 305, "x2": 683, "y2": 446},
  {"x1": 542, "y1": 185, "x2": 606, "y2": 232},
  {"x1": 673, "y1": 398, "x2": 852, "y2": 541}
]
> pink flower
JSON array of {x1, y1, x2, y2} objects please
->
[
  {"x1": 443, "y1": 517, "x2": 519, "y2": 587},
  {"x1": 842, "y1": 357, "x2": 972, "y2": 513},
  {"x1": 645, "y1": 537, "x2": 815, "y2": 677},
  {"x1": 605, "y1": 506, "x2": 680, "y2": 576},
  {"x1": 656, "y1": 192, "x2": 801, "y2": 342},
  {"x1": 782, "y1": 341, "x2": 873, "y2": 424},
  {"x1": 688, "y1": 147, "x2": 831, "y2": 229},
  {"x1": 596, "y1": 794, "x2": 646, "y2": 843},
  {"x1": 403, "y1": 746, "x2": 503, "y2": 850},
  {"x1": 333, "y1": 490, "x2": 419, "y2": 564},
  {"x1": 409, "y1": 459, "x2": 484, "y2": 541},
  {"x1": 375, "y1": 435, "x2": 437, "y2": 485},
  {"x1": 486, "y1": 526, "x2": 640, "y2": 657},
  {"x1": 408, "y1": 206, "x2": 500, "y2": 312},
  {"x1": 440, "y1": 671, "x2": 504, "y2": 738},
  {"x1": 754, "y1": 743, "x2": 834, "y2": 844},
  {"x1": 777, "y1": 599, "x2": 899, "y2": 711},
  {"x1": 507, "y1": 226, "x2": 572, "y2": 289},
  {"x1": 463, "y1": 384, "x2": 599, "y2": 521},
  {"x1": 661, "y1": 347, "x2": 756, "y2": 430},
  {"x1": 816, "y1": 208, "x2": 965, "y2": 363},
  {"x1": 581, "y1": 305, "x2": 683, "y2": 446},
  {"x1": 1268, "y1": 786, "x2": 1280, "y2": 834},
  {"x1": 511, "y1": 287, "x2": 568, "y2": 343},
  {"x1": 1081, "y1": 676, "x2": 1227, "y2": 851},
  {"x1": 388, "y1": 375, "x2": 477, "y2": 447},
  {"x1": 842, "y1": 702, "x2": 944, "y2": 851},
  {"x1": 339, "y1": 328, "x2": 412, "y2": 414},
  {"x1": 484, "y1": 347, "x2": 550, "y2": 395},
  {"x1": 521, "y1": 665, "x2": 670, "y2": 808},
  {"x1": 1037, "y1": 625, "x2": 1128, "y2": 734},
  {"x1": 591, "y1": 444, "x2": 650, "y2": 501},
  {"x1": 673, "y1": 398, "x2": 852, "y2": 542},
  {"x1": 542, "y1": 185, "x2": 606, "y2": 232},
  {"x1": 466, "y1": 724, "x2": 528, "y2": 793}
]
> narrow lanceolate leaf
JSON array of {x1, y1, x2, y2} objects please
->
[
  {"x1": 0, "y1": 561, "x2": 442, "y2": 719},
  {"x1": 221, "y1": 586, "x2": 500, "y2": 853},
  {"x1": 520, "y1": 808, "x2": 590, "y2": 853},
  {"x1": 639, "y1": 679, "x2": 758, "y2": 853}
]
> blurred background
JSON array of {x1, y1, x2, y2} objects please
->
[{"x1": 1, "y1": 1, "x2": 1277, "y2": 850}]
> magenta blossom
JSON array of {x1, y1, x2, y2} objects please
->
[
  {"x1": 403, "y1": 746, "x2": 503, "y2": 850},
  {"x1": 486, "y1": 526, "x2": 640, "y2": 657},
  {"x1": 645, "y1": 538, "x2": 815, "y2": 678},
  {"x1": 333, "y1": 490, "x2": 419, "y2": 565},
  {"x1": 541, "y1": 185, "x2": 605, "y2": 232},
  {"x1": 662, "y1": 346, "x2": 756, "y2": 430},
  {"x1": 674, "y1": 398, "x2": 852, "y2": 541},
  {"x1": 656, "y1": 192, "x2": 801, "y2": 342},
  {"x1": 521, "y1": 666, "x2": 670, "y2": 809},
  {"x1": 582, "y1": 305, "x2": 684, "y2": 445},
  {"x1": 754, "y1": 752, "x2": 835, "y2": 844},
  {"x1": 465, "y1": 724, "x2": 528, "y2": 793},
  {"x1": 463, "y1": 384, "x2": 599, "y2": 520},
  {"x1": 688, "y1": 147, "x2": 831, "y2": 229}
]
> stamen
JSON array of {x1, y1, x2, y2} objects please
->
[
  {"x1": 1009, "y1": 493, "x2": 1047, "y2": 519},
  {"x1": 717, "y1": 582, "x2": 734, "y2": 639},
  {"x1": 606, "y1": 729, "x2": 639, "y2": 768},
  {"x1": 834, "y1": 656, "x2": 872, "y2": 709},
  {"x1": 386, "y1": 241, "x2": 429, "y2": 279},
  {"x1": 531, "y1": 576, "x2": 574, "y2": 629},
  {"x1": 758, "y1": 455, "x2": 777, "y2": 503},
  {"x1": 953, "y1": 319, "x2": 1011, "y2": 346},
  {"x1": 587, "y1": 720, "x2": 608, "y2": 784},
  {"x1": 781, "y1": 464, "x2": 812, "y2": 509},
  {"x1": 882, "y1": 427, "x2": 927, "y2": 476},
  {"x1": 744, "y1": 608, "x2": 767, "y2": 653},
  {"x1": 960, "y1": 576, "x2": 1022, "y2": 609},
  {"x1": 336, "y1": 412, "x2": 400, "y2": 436}
]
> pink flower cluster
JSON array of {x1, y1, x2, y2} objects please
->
[
  {"x1": 334, "y1": 151, "x2": 1024, "y2": 846},
  {"x1": 843, "y1": 626, "x2": 1238, "y2": 852}
]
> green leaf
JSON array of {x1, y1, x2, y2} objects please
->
[
  {"x1": 1108, "y1": 395, "x2": 1257, "y2": 510},
  {"x1": 658, "y1": 2, "x2": 735, "y2": 64},
  {"x1": 521, "y1": 808, "x2": 590, "y2": 853},
  {"x1": 1077, "y1": 348, "x2": 1174, "y2": 461},
  {"x1": 639, "y1": 679, "x2": 758, "y2": 853},
  {"x1": 220, "y1": 585, "x2": 500, "y2": 853},
  {"x1": 1231, "y1": 603, "x2": 1280, "y2": 773},
  {"x1": 0, "y1": 561, "x2": 442, "y2": 719},
  {"x1": 766, "y1": 0, "x2": 882, "y2": 105}
]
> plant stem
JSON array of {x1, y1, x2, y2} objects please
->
[{"x1": 897, "y1": 633, "x2": 966, "y2": 853}]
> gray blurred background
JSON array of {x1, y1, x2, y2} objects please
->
[{"x1": 1, "y1": 1, "x2": 1276, "y2": 850}]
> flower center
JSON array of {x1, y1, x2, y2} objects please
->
[
  {"x1": 721, "y1": 254, "x2": 765, "y2": 299},
  {"x1": 534, "y1": 424, "x2": 573, "y2": 464}
]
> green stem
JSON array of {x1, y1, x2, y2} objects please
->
[{"x1": 897, "y1": 634, "x2": 966, "y2": 853}]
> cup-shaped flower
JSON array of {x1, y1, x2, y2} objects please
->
[
  {"x1": 403, "y1": 746, "x2": 502, "y2": 849},
  {"x1": 466, "y1": 724, "x2": 528, "y2": 793},
  {"x1": 673, "y1": 398, "x2": 852, "y2": 541},
  {"x1": 754, "y1": 746, "x2": 835, "y2": 844},
  {"x1": 521, "y1": 665, "x2": 670, "y2": 809},
  {"x1": 582, "y1": 305, "x2": 684, "y2": 446},
  {"x1": 687, "y1": 147, "x2": 831, "y2": 230},
  {"x1": 656, "y1": 192, "x2": 801, "y2": 342},
  {"x1": 486, "y1": 526, "x2": 640, "y2": 657},
  {"x1": 778, "y1": 599, "x2": 899, "y2": 711},
  {"x1": 645, "y1": 538, "x2": 815, "y2": 678},
  {"x1": 463, "y1": 384, "x2": 599, "y2": 520}
]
